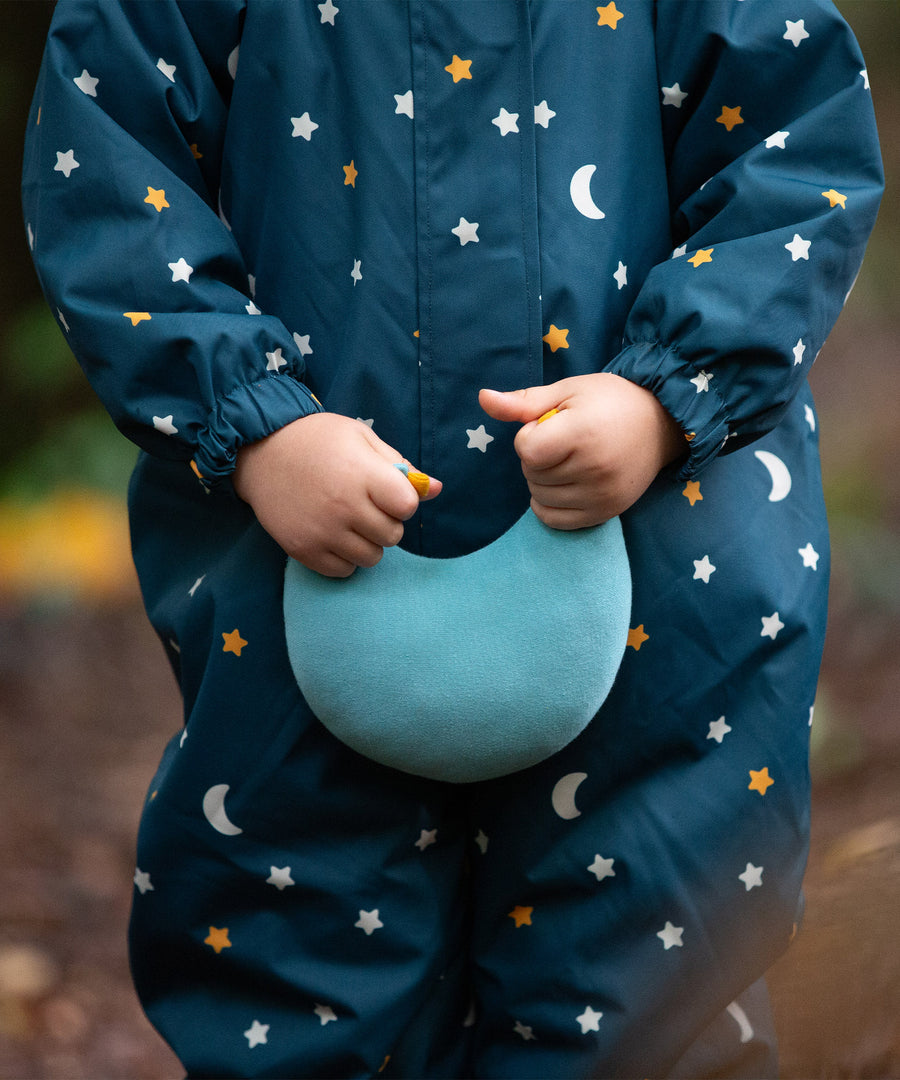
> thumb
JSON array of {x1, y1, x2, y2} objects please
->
[{"x1": 478, "y1": 385, "x2": 562, "y2": 425}]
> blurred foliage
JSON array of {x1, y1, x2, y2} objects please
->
[{"x1": 1, "y1": 302, "x2": 137, "y2": 502}]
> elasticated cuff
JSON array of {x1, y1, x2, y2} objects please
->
[
  {"x1": 604, "y1": 340, "x2": 732, "y2": 480},
  {"x1": 191, "y1": 374, "x2": 323, "y2": 490}
]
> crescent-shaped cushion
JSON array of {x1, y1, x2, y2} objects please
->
[{"x1": 283, "y1": 510, "x2": 631, "y2": 783}]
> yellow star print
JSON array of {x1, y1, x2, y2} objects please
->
[
  {"x1": 123, "y1": 311, "x2": 151, "y2": 326},
  {"x1": 822, "y1": 188, "x2": 847, "y2": 208},
  {"x1": 190, "y1": 143, "x2": 203, "y2": 160},
  {"x1": 542, "y1": 324, "x2": 570, "y2": 352},
  {"x1": 748, "y1": 767, "x2": 774, "y2": 795},
  {"x1": 688, "y1": 248, "x2": 714, "y2": 267},
  {"x1": 508, "y1": 905, "x2": 533, "y2": 927},
  {"x1": 222, "y1": 628, "x2": 248, "y2": 656},
  {"x1": 716, "y1": 105, "x2": 744, "y2": 132},
  {"x1": 627, "y1": 625, "x2": 649, "y2": 651},
  {"x1": 343, "y1": 160, "x2": 358, "y2": 187},
  {"x1": 144, "y1": 187, "x2": 169, "y2": 212},
  {"x1": 682, "y1": 480, "x2": 703, "y2": 505},
  {"x1": 596, "y1": 2, "x2": 624, "y2": 28},
  {"x1": 204, "y1": 926, "x2": 232, "y2": 953},
  {"x1": 444, "y1": 55, "x2": 472, "y2": 83}
]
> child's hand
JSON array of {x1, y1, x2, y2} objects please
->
[
  {"x1": 233, "y1": 413, "x2": 441, "y2": 576},
  {"x1": 478, "y1": 374, "x2": 683, "y2": 529}
]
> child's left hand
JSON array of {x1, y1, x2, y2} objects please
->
[{"x1": 478, "y1": 374, "x2": 684, "y2": 529}]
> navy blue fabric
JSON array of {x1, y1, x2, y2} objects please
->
[{"x1": 23, "y1": 1, "x2": 881, "y2": 1076}]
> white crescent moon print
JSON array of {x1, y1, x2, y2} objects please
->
[
  {"x1": 753, "y1": 450, "x2": 792, "y2": 502},
  {"x1": 202, "y1": 783, "x2": 244, "y2": 836},
  {"x1": 569, "y1": 165, "x2": 606, "y2": 220},
  {"x1": 551, "y1": 772, "x2": 588, "y2": 819}
]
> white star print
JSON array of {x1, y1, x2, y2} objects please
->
[
  {"x1": 587, "y1": 855, "x2": 616, "y2": 882},
  {"x1": 533, "y1": 99, "x2": 556, "y2": 127},
  {"x1": 27, "y1": 222, "x2": 34, "y2": 250},
  {"x1": 355, "y1": 909, "x2": 383, "y2": 935},
  {"x1": 690, "y1": 370, "x2": 713, "y2": 393},
  {"x1": 466, "y1": 424, "x2": 494, "y2": 452},
  {"x1": 73, "y1": 69, "x2": 99, "y2": 97},
  {"x1": 474, "y1": 829, "x2": 489, "y2": 854},
  {"x1": 452, "y1": 217, "x2": 480, "y2": 246},
  {"x1": 661, "y1": 82, "x2": 688, "y2": 107},
  {"x1": 318, "y1": 0, "x2": 339, "y2": 25},
  {"x1": 357, "y1": 418, "x2": 374, "y2": 428},
  {"x1": 761, "y1": 612, "x2": 784, "y2": 640},
  {"x1": 54, "y1": 150, "x2": 79, "y2": 178},
  {"x1": 188, "y1": 576, "x2": 205, "y2": 596},
  {"x1": 133, "y1": 867, "x2": 154, "y2": 894},
  {"x1": 765, "y1": 130, "x2": 790, "y2": 149},
  {"x1": 351, "y1": 259, "x2": 362, "y2": 285},
  {"x1": 657, "y1": 921, "x2": 684, "y2": 950},
  {"x1": 577, "y1": 1006, "x2": 603, "y2": 1033},
  {"x1": 314, "y1": 1003, "x2": 338, "y2": 1025},
  {"x1": 783, "y1": 19, "x2": 810, "y2": 47},
  {"x1": 798, "y1": 542, "x2": 820, "y2": 570},
  {"x1": 156, "y1": 58, "x2": 176, "y2": 82},
  {"x1": 809, "y1": 705, "x2": 815, "y2": 727},
  {"x1": 739, "y1": 862, "x2": 764, "y2": 890},
  {"x1": 244, "y1": 1020, "x2": 269, "y2": 1048},
  {"x1": 860, "y1": 69, "x2": 870, "y2": 90},
  {"x1": 804, "y1": 404, "x2": 816, "y2": 431},
  {"x1": 293, "y1": 332, "x2": 313, "y2": 356},
  {"x1": 793, "y1": 339, "x2": 806, "y2": 365},
  {"x1": 415, "y1": 829, "x2": 438, "y2": 851},
  {"x1": 266, "y1": 866, "x2": 295, "y2": 890},
  {"x1": 153, "y1": 415, "x2": 178, "y2": 435},
  {"x1": 168, "y1": 257, "x2": 193, "y2": 283},
  {"x1": 492, "y1": 108, "x2": 519, "y2": 136},
  {"x1": 707, "y1": 716, "x2": 732, "y2": 743},
  {"x1": 57, "y1": 308, "x2": 70, "y2": 333},
  {"x1": 394, "y1": 90, "x2": 414, "y2": 118},
  {"x1": 513, "y1": 1020, "x2": 536, "y2": 1041},
  {"x1": 785, "y1": 234, "x2": 811, "y2": 261},
  {"x1": 266, "y1": 347, "x2": 287, "y2": 371},
  {"x1": 672, "y1": 243, "x2": 687, "y2": 259},
  {"x1": 291, "y1": 112, "x2": 319, "y2": 140},
  {"x1": 246, "y1": 300, "x2": 261, "y2": 315},
  {"x1": 613, "y1": 261, "x2": 628, "y2": 290},
  {"x1": 693, "y1": 555, "x2": 716, "y2": 583}
]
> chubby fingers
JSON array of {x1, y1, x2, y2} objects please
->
[
  {"x1": 513, "y1": 404, "x2": 577, "y2": 475},
  {"x1": 360, "y1": 433, "x2": 442, "y2": 518},
  {"x1": 478, "y1": 385, "x2": 565, "y2": 425}
]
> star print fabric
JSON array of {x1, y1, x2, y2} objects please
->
[{"x1": 22, "y1": 1, "x2": 881, "y2": 1077}]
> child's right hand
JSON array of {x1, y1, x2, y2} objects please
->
[{"x1": 233, "y1": 413, "x2": 441, "y2": 577}]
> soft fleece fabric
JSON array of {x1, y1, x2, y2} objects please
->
[
  {"x1": 284, "y1": 511, "x2": 631, "y2": 782},
  {"x1": 23, "y1": 2, "x2": 881, "y2": 1077}
]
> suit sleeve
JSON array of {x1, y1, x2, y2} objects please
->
[
  {"x1": 605, "y1": 0, "x2": 883, "y2": 478},
  {"x1": 21, "y1": 0, "x2": 322, "y2": 490}
]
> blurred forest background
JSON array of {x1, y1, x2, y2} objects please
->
[{"x1": 0, "y1": 2, "x2": 897, "y2": 1077}]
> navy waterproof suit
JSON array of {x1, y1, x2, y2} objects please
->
[{"x1": 23, "y1": 1, "x2": 882, "y2": 1076}]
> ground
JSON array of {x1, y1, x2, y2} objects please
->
[{"x1": 0, "y1": 586, "x2": 897, "y2": 1079}]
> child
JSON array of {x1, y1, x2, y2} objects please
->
[{"x1": 24, "y1": 1, "x2": 881, "y2": 1076}]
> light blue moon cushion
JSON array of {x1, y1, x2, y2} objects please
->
[{"x1": 283, "y1": 511, "x2": 631, "y2": 783}]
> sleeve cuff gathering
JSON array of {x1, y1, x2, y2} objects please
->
[
  {"x1": 604, "y1": 340, "x2": 732, "y2": 480},
  {"x1": 191, "y1": 373, "x2": 323, "y2": 490}
]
